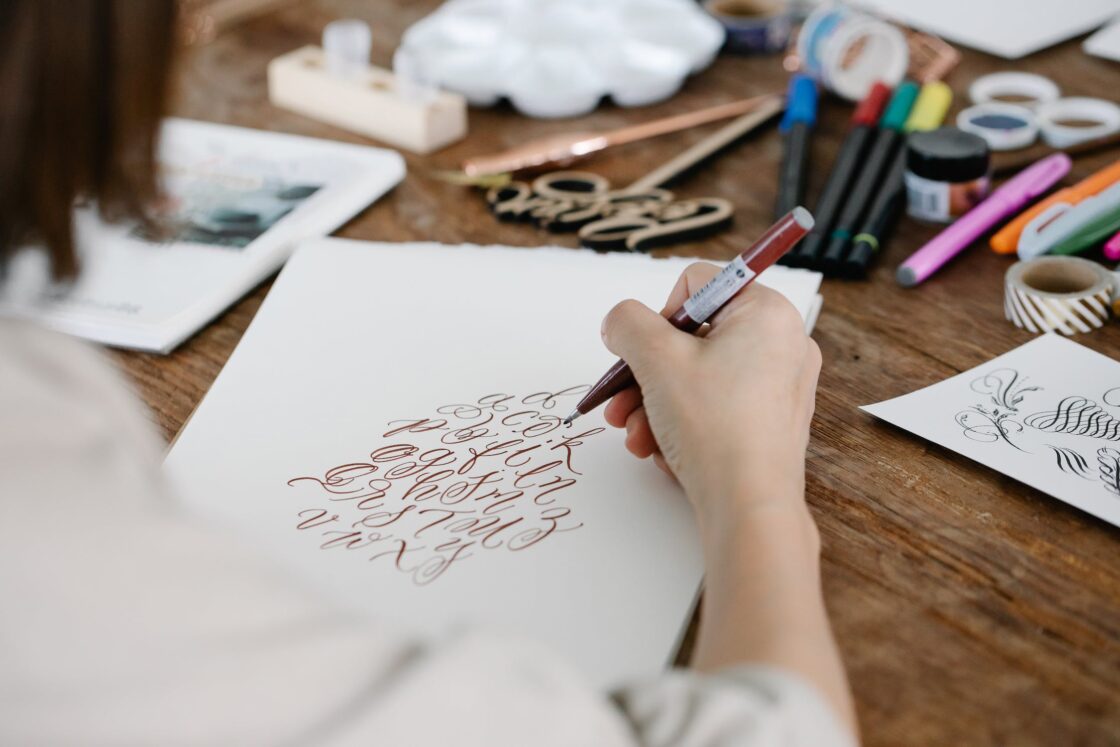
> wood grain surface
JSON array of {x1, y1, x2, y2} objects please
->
[{"x1": 109, "y1": 3, "x2": 1120, "y2": 744}]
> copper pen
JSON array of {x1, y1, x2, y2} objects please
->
[
  {"x1": 462, "y1": 94, "x2": 780, "y2": 177},
  {"x1": 563, "y1": 207, "x2": 815, "y2": 425}
]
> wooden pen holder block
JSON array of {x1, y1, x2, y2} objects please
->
[{"x1": 268, "y1": 46, "x2": 467, "y2": 154}]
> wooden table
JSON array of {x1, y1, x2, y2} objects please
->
[{"x1": 112, "y1": 3, "x2": 1120, "y2": 744}]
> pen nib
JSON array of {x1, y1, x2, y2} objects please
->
[{"x1": 562, "y1": 410, "x2": 580, "y2": 426}]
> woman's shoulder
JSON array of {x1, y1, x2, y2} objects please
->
[{"x1": 0, "y1": 318, "x2": 165, "y2": 502}]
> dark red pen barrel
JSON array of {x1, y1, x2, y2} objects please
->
[
  {"x1": 572, "y1": 359, "x2": 634, "y2": 420},
  {"x1": 741, "y1": 208, "x2": 815, "y2": 276},
  {"x1": 570, "y1": 208, "x2": 814, "y2": 419}
]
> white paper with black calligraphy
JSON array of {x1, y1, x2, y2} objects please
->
[
  {"x1": 863, "y1": 334, "x2": 1120, "y2": 529},
  {"x1": 164, "y1": 238, "x2": 824, "y2": 688}
]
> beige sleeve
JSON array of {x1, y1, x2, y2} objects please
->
[{"x1": 0, "y1": 320, "x2": 853, "y2": 747}]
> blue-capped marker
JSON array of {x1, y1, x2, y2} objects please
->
[{"x1": 775, "y1": 74, "x2": 818, "y2": 220}]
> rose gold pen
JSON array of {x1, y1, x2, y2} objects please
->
[
  {"x1": 461, "y1": 93, "x2": 781, "y2": 177},
  {"x1": 563, "y1": 207, "x2": 814, "y2": 425}
]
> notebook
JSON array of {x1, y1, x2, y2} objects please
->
[
  {"x1": 163, "y1": 239, "x2": 824, "y2": 688},
  {"x1": 0, "y1": 119, "x2": 404, "y2": 353}
]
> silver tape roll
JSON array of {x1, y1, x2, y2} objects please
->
[{"x1": 1005, "y1": 256, "x2": 1115, "y2": 336}]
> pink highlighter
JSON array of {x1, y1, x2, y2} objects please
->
[
  {"x1": 1105, "y1": 229, "x2": 1120, "y2": 261},
  {"x1": 897, "y1": 153, "x2": 1072, "y2": 287}
]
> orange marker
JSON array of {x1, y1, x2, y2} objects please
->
[{"x1": 990, "y1": 158, "x2": 1120, "y2": 254}]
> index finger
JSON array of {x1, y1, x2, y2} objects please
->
[
  {"x1": 661, "y1": 259, "x2": 776, "y2": 327},
  {"x1": 659, "y1": 262, "x2": 721, "y2": 315}
]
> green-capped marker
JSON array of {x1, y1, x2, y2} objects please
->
[
  {"x1": 818, "y1": 81, "x2": 921, "y2": 275},
  {"x1": 880, "y1": 81, "x2": 921, "y2": 131},
  {"x1": 843, "y1": 82, "x2": 954, "y2": 278}
]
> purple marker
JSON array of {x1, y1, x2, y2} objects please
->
[{"x1": 897, "y1": 153, "x2": 1072, "y2": 287}]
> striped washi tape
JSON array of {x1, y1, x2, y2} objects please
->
[{"x1": 1005, "y1": 256, "x2": 1115, "y2": 336}]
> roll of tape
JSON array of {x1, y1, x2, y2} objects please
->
[
  {"x1": 797, "y1": 5, "x2": 907, "y2": 101},
  {"x1": 968, "y1": 72, "x2": 1061, "y2": 109},
  {"x1": 704, "y1": 0, "x2": 794, "y2": 54},
  {"x1": 1005, "y1": 256, "x2": 1114, "y2": 335},
  {"x1": 956, "y1": 102, "x2": 1038, "y2": 151},
  {"x1": 1036, "y1": 97, "x2": 1120, "y2": 148}
]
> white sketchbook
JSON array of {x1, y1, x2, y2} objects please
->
[
  {"x1": 855, "y1": 0, "x2": 1118, "y2": 59},
  {"x1": 0, "y1": 119, "x2": 404, "y2": 353},
  {"x1": 864, "y1": 335, "x2": 1120, "y2": 529},
  {"x1": 163, "y1": 239, "x2": 823, "y2": 688}
]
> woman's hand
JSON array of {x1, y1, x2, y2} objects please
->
[
  {"x1": 600, "y1": 262, "x2": 821, "y2": 528},
  {"x1": 601, "y1": 262, "x2": 855, "y2": 737}
]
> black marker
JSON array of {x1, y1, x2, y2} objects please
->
[
  {"x1": 775, "y1": 74, "x2": 817, "y2": 219},
  {"x1": 819, "y1": 81, "x2": 919, "y2": 276},
  {"x1": 842, "y1": 152, "x2": 907, "y2": 278},
  {"x1": 786, "y1": 82, "x2": 891, "y2": 268},
  {"x1": 845, "y1": 82, "x2": 953, "y2": 278}
]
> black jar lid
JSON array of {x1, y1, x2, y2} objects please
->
[{"x1": 907, "y1": 127, "x2": 991, "y2": 182}]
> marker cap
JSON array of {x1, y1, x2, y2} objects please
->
[
  {"x1": 852, "y1": 82, "x2": 892, "y2": 127},
  {"x1": 780, "y1": 74, "x2": 818, "y2": 132},
  {"x1": 904, "y1": 82, "x2": 952, "y2": 133},
  {"x1": 880, "y1": 81, "x2": 920, "y2": 131}
]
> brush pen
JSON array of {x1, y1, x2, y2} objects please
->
[
  {"x1": 1048, "y1": 201, "x2": 1120, "y2": 256},
  {"x1": 818, "y1": 81, "x2": 919, "y2": 275},
  {"x1": 1018, "y1": 180, "x2": 1120, "y2": 259},
  {"x1": 844, "y1": 82, "x2": 952, "y2": 278},
  {"x1": 786, "y1": 82, "x2": 891, "y2": 268},
  {"x1": 775, "y1": 75, "x2": 817, "y2": 219},
  {"x1": 897, "y1": 154, "x2": 1071, "y2": 287},
  {"x1": 564, "y1": 207, "x2": 814, "y2": 425},
  {"x1": 990, "y1": 158, "x2": 1120, "y2": 255},
  {"x1": 461, "y1": 94, "x2": 778, "y2": 177}
]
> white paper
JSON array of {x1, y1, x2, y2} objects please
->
[
  {"x1": 855, "y1": 0, "x2": 1118, "y2": 59},
  {"x1": 863, "y1": 334, "x2": 1120, "y2": 528},
  {"x1": 0, "y1": 119, "x2": 404, "y2": 353},
  {"x1": 1085, "y1": 17, "x2": 1120, "y2": 62},
  {"x1": 163, "y1": 239, "x2": 823, "y2": 689}
]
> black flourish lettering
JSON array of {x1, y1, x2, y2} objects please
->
[{"x1": 954, "y1": 369, "x2": 1040, "y2": 451}]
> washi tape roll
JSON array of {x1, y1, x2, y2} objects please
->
[
  {"x1": 1036, "y1": 97, "x2": 1120, "y2": 148},
  {"x1": 704, "y1": 0, "x2": 794, "y2": 54},
  {"x1": 796, "y1": 4, "x2": 907, "y2": 101},
  {"x1": 968, "y1": 72, "x2": 1060, "y2": 109},
  {"x1": 1005, "y1": 256, "x2": 1114, "y2": 335},
  {"x1": 957, "y1": 103, "x2": 1039, "y2": 151}
]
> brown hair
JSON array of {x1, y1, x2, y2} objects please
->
[{"x1": 0, "y1": 0, "x2": 177, "y2": 279}]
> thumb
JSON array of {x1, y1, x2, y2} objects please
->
[{"x1": 601, "y1": 299, "x2": 689, "y2": 382}]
